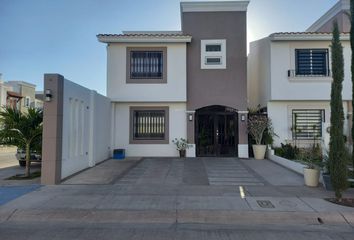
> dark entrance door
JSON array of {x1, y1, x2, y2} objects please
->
[{"x1": 196, "y1": 106, "x2": 238, "y2": 157}]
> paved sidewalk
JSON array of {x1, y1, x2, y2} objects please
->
[{"x1": 0, "y1": 157, "x2": 354, "y2": 239}]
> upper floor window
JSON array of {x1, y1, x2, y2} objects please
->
[
  {"x1": 126, "y1": 47, "x2": 167, "y2": 84},
  {"x1": 292, "y1": 109, "x2": 324, "y2": 140},
  {"x1": 295, "y1": 49, "x2": 329, "y2": 76},
  {"x1": 201, "y1": 39, "x2": 226, "y2": 69}
]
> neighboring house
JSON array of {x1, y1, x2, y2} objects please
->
[
  {"x1": 35, "y1": 91, "x2": 44, "y2": 109},
  {"x1": 98, "y1": 1, "x2": 249, "y2": 158},
  {"x1": 248, "y1": 0, "x2": 351, "y2": 148},
  {"x1": 0, "y1": 81, "x2": 16, "y2": 108},
  {"x1": 7, "y1": 81, "x2": 36, "y2": 112}
]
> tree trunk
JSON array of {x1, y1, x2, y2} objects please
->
[{"x1": 25, "y1": 143, "x2": 31, "y2": 177}]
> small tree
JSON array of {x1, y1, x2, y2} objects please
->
[
  {"x1": 248, "y1": 114, "x2": 269, "y2": 145},
  {"x1": 0, "y1": 107, "x2": 43, "y2": 177},
  {"x1": 329, "y1": 21, "x2": 348, "y2": 200}
]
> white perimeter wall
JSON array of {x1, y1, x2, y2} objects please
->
[
  {"x1": 268, "y1": 101, "x2": 349, "y2": 147},
  {"x1": 61, "y1": 79, "x2": 111, "y2": 179},
  {"x1": 106, "y1": 43, "x2": 187, "y2": 102},
  {"x1": 112, "y1": 102, "x2": 187, "y2": 157}
]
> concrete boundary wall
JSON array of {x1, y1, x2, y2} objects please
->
[{"x1": 41, "y1": 74, "x2": 111, "y2": 184}]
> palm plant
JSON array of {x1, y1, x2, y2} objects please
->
[{"x1": 0, "y1": 107, "x2": 43, "y2": 177}]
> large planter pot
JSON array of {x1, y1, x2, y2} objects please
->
[
  {"x1": 252, "y1": 145, "x2": 267, "y2": 160},
  {"x1": 303, "y1": 168, "x2": 320, "y2": 187},
  {"x1": 179, "y1": 149, "x2": 186, "y2": 158},
  {"x1": 322, "y1": 173, "x2": 333, "y2": 191}
]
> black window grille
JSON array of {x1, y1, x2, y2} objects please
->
[
  {"x1": 130, "y1": 51, "x2": 163, "y2": 79},
  {"x1": 133, "y1": 110, "x2": 166, "y2": 140},
  {"x1": 292, "y1": 109, "x2": 324, "y2": 140},
  {"x1": 295, "y1": 49, "x2": 329, "y2": 76}
]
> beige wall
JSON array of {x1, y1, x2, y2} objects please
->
[{"x1": 19, "y1": 84, "x2": 36, "y2": 112}]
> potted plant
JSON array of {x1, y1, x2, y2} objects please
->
[
  {"x1": 299, "y1": 146, "x2": 322, "y2": 187},
  {"x1": 248, "y1": 114, "x2": 270, "y2": 160},
  {"x1": 172, "y1": 138, "x2": 190, "y2": 158}
]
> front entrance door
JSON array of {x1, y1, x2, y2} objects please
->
[{"x1": 196, "y1": 106, "x2": 238, "y2": 157}]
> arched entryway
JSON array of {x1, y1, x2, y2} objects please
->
[{"x1": 195, "y1": 105, "x2": 238, "y2": 157}]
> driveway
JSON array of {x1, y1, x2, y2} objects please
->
[
  {"x1": 0, "y1": 151, "x2": 41, "y2": 206},
  {"x1": 1, "y1": 157, "x2": 354, "y2": 239}
]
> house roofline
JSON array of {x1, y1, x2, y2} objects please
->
[
  {"x1": 180, "y1": 1, "x2": 250, "y2": 13},
  {"x1": 306, "y1": 0, "x2": 350, "y2": 32},
  {"x1": 97, "y1": 33, "x2": 192, "y2": 43},
  {"x1": 6, "y1": 81, "x2": 36, "y2": 88},
  {"x1": 269, "y1": 32, "x2": 350, "y2": 41}
]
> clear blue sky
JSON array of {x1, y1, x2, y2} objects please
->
[{"x1": 0, "y1": 0, "x2": 338, "y2": 95}]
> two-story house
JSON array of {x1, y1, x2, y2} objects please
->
[
  {"x1": 98, "y1": 1, "x2": 250, "y2": 158},
  {"x1": 248, "y1": 0, "x2": 352, "y2": 147},
  {"x1": 7, "y1": 81, "x2": 37, "y2": 112}
]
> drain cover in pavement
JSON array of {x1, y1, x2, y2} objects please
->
[{"x1": 256, "y1": 200, "x2": 275, "y2": 208}]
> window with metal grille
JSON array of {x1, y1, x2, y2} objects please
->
[
  {"x1": 206, "y1": 44, "x2": 221, "y2": 52},
  {"x1": 133, "y1": 110, "x2": 166, "y2": 140},
  {"x1": 295, "y1": 49, "x2": 329, "y2": 76},
  {"x1": 292, "y1": 109, "x2": 324, "y2": 140},
  {"x1": 130, "y1": 51, "x2": 163, "y2": 79}
]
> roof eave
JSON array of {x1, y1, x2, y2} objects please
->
[
  {"x1": 97, "y1": 36, "x2": 192, "y2": 43},
  {"x1": 270, "y1": 34, "x2": 350, "y2": 41}
]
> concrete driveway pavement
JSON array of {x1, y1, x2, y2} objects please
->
[{"x1": 1, "y1": 157, "x2": 354, "y2": 239}]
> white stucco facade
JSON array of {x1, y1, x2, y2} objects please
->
[
  {"x1": 248, "y1": 36, "x2": 351, "y2": 107},
  {"x1": 112, "y1": 102, "x2": 187, "y2": 157},
  {"x1": 248, "y1": 34, "x2": 352, "y2": 147},
  {"x1": 106, "y1": 43, "x2": 187, "y2": 102}
]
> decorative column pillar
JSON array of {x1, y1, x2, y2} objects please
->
[{"x1": 186, "y1": 110, "x2": 196, "y2": 157}]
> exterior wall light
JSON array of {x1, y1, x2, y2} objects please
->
[
  {"x1": 188, "y1": 114, "x2": 193, "y2": 121},
  {"x1": 241, "y1": 114, "x2": 246, "y2": 122},
  {"x1": 45, "y1": 89, "x2": 52, "y2": 102}
]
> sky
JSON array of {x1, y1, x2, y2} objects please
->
[{"x1": 0, "y1": 0, "x2": 338, "y2": 95}]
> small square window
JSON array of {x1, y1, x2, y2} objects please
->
[{"x1": 206, "y1": 44, "x2": 221, "y2": 52}]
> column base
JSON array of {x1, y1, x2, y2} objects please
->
[
  {"x1": 186, "y1": 144, "x2": 196, "y2": 157},
  {"x1": 238, "y1": 144, "x2": 249, "y2": 158}
]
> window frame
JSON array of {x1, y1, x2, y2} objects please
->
[
  {"x1": 24, "y1": 96, "x2": 30, "y2": 108},
  {"x1": 295, "y1": 48, "x2": 329, "y2": 76},
  {"x1": 201, "y1": 39, "x2": 226, "y2": 69},
  {"x1": 126, "y1": 47, "x2": 167, "y2": 84},
  {"x1": 292, "y1": 109, "x2": 325, "y2": 140},
  {"x1": 129, "y1": 106, "x2": 169, "y2": 144}
]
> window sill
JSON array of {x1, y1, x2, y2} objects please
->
[
  {"x1": 126, "y1": 78, "x2": 167, "y2": 84},
  {"x1": 288, "y1": 76, "x2": 332, "y2": 82},
  {"x1": 129, "y1": 139, "x2": 169, "y2": 144}
]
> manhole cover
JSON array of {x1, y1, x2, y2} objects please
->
[{"x1": 257, "y1": 200, "x2": 275, "y2": 208}]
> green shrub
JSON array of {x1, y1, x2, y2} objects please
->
[{"x1": 275, "y1": 143, "x2": 299, "y2": 160}]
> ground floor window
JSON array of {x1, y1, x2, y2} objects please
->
[
  {"x1": 130, "y1": 107, "x2": 169, "y2": 144},
  {"x1": 292, "y1": 109, "x2": 324, "y2": 140}
]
